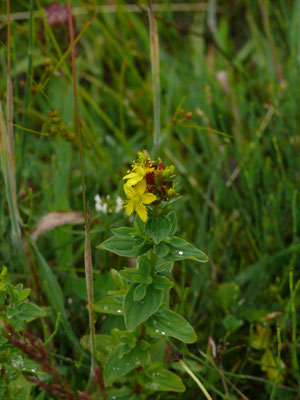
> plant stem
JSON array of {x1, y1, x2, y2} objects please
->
[
  {"x1": 270, "y1": 324, "x2": 282, "y2": 400},
  {"x1": 148, "y1": 0, "x2": 161, "y2": 158},
  {"x1": 179, "y1": 360, "x2": 213, "y2": 400},
  {"x1": 66, "y1": 0, "x2": 96, "y2": 387}
]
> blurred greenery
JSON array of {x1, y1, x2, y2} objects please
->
[{"x1": 0, "y1": 0, "x2": 300, "y2": 398}]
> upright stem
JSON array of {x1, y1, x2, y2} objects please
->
[
  {"x1": 66, "y1": 0, "x2": 96, "y2": 385},
  {"x1": 148, "y1": 1, "x2": 161, "y2": 158}
]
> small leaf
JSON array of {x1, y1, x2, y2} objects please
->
[
  {"x1": 93, "y1": 296, "x2": 123, "y2": 315},
  {"x1": 222, "y1": 314, "x2": 244, "y2": 333},
  {"x1": 104, "y1": 344, "x2": 150, "y2": 384},
  {"x1": 155, "y1": 257, "x2": 174, "y2": 275},
  {"x1": 152, "y1": 275, "x2": 174, "y2": 289},
  {"x1": 81, "y1": 334, "x2": 115, "y2": 363},
  {"x1": 120, "y1": 268, "x2": 152, "y2": 284},
  {"x1": 16, "y1": 288, "x2": 31, "y2": 303},
  {"x1": 134, "y1": 215, "x2": 145, "y2": 235},
  {"x1": 216, "y1": 282, "x2": 240, "y2": 310},
  {"x1": 120, "y1": 269, "x2": 144, "y2": 283},
  {"x1": 137, "y1": 368, "x2": 185, "y2": 392},
  {"x1": 261, "y1": 349, "x2": 285, "y2": 382},
  {"x1": 145, "y1": 308, "x2": 197, "y2": 343},
  {"x1": 154, "y1": 242, "x2": 169, "y2": 257},
  {"x1": 137, "y1": 255, "x2": 151, "y2": 277},
  {"x1": 110, "y1": 269, "x2": 125, "y2": 290},
  {"x1": 124, "y1": 284, "x2": 164, "y2": 331},
  {"x1": 167, "y1": 211, "x2": 177, "y2": 236},
  {"x1": 81, "y1": 334, "x2": 114, "y2": 353},
  {"x1": 7, "y1": 302, "x2": 46, "y2": 320},
  {"x1": 145, "y1": 215, "x2": 171, "y2": 244},
  {"x1": 134, "y1": 284, "x2": 147, "y2": 301},
  {"x1": 165, "y1": 237, "x2": 208, "y2": 263},
  {"x1": 97, "y1": 235, "x2": 151, "y2": 257}
]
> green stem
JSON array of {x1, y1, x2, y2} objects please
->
[
  {"x1": 148, "y1": 1, "x2": 161, "y2": 158},
  {"x1": 270, "y1": 325, "x2": 282, "y2": 400}
]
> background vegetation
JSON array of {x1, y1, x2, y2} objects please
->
[{"x1": 1, "y1": 0, "x2": 300, "y2": 399}]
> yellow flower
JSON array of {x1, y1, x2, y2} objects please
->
[
  {"x1": 124, "y1": 180, "x2": 156, "y2": 222},
  {"x1": 123, "y1": 164, "x2": 154, "y2": 187}
]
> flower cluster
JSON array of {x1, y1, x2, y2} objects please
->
[
  {"x1": 95, "y1": 194, "x2": 122, "y2": 214},
  {"x1": 122, "y1": 151, "x2": 177, "y2": 222}
]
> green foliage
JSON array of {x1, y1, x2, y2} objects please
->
[{"x1": 0, "y1": 267, "x2": 44, "y2": 399}]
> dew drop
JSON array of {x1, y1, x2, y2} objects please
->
[
  {"x1": 153, "y1": 320, "x2": 157, "y2": 325},
  {"x1": 161, "y1": 331, "x2": 166, "y2": 335},
  {"x1": 117, "y1": 309, "x2": 122, "y2": 313},
  {"x1": 155, "y1": 329, "x2": 159, "y2": 333},
  {"x1": 179, "y1": 251, "x2": 183, "y2": 255},
  {"x1": 103, "y1": 305, "x2": 108, "y2": 310}
]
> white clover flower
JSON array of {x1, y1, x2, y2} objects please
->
[{"x1": 95, "y1": 194, "x2": 122, "y2": 214}]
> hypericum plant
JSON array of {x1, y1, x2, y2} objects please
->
[{"x1": 83, "y1": 151, "x2": 208, "y2": 397}]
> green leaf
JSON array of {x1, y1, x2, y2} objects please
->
[
  {"x1": 155, "y1": 257, "x2": 174, "y2": 275},
  {"x1": 93, "y1": 295, "x2": 123, "y2": 315},
  {"x1": 8, "y1": 374, "x2": 32, "y2": 400},
  {"x1": 133, "y1": 283, "x2": 147, "y2": 301},
  {"x1": 222, "y1": 314, "x2": 244, "y2": 333},
  {"x1": 120, "y1": 268, "x2": 152, "y2": 284},
  {"x1": 137, "y1": 367, "x2": 185, "y2": 392},
  {"x1": 137, "y1": 255, "x2": 151, "y2": 277},
  {"x1": 152, "y1": 275, "x2": 174, "y2": 289},
  {"x1": 145, "y1": 215, "x2": 171, "y2": 244},
  {"x1": 165, "y1": 237, "x2": 208, "y2": 263},
  {"x1": 124, "y1": 284, "x2": 164, "y2": 331},
  {"x1": 134, "y1": 214, "x2": 145, "y2": 235},
  {"x1": 107, "y1": 388, "x2": 133, "y2": 400},
  {"x1": 104, "y1": 343, "x2": 150, "y2": 384},
  {"x1": 112, "y1": 227, "x2": 135, "y2": 236},
  {"x1": 7, "y1": 302, "x2": 46, "y2": 320},
  {"x1": 216, "y1": 282, "x2": 240, "y2": 310},
  {"x1": 167, "y1": 211, "x2": 177, "y2": 236},
  {"x1": 154, "y1": 242, "x2": 169, "y2": 257},
  {"x1": 98, "y1": 235, "x2": 151, "y2": 257},
  {"x1": 81, "y1": 334, "x2": 114, "y2": 353},
  {"x1": 145, "y1": 308, "x2": 197, "y2": 343},
  {"x1": 17, "y1": 288, "x2": 31, "y2": 303},
  {"x1": 81, "y1": 334, "x2": 115, "y2": 362},
  {"x1": 110, "y1": 269, "x2": 125, "y2": 290}
]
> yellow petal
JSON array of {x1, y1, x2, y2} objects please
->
[
  {"x1": 127, "y1": 175, "x2": 143, "y2": 186},
  {"x1": 124, "y1": 184, "x2": 136, "y2": 199},
  {"x1": 135, "y1": 203, "x2": 147, "y2": 222},
  {"x1": 142, "y1": 193, "x2": 157, "y2": 204},
  {"x1": 136, "y1": 179, "x2": 146, "y2": 195},
  {"x1": 125, "y1": 200, "x2": 134, "y2": 216},
  {"x1": 134, "y1": 165, "x2": 146, "y2": 175},
  {"x1": 123, "y1": 172, "x2": 137, "y2": 180}
]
